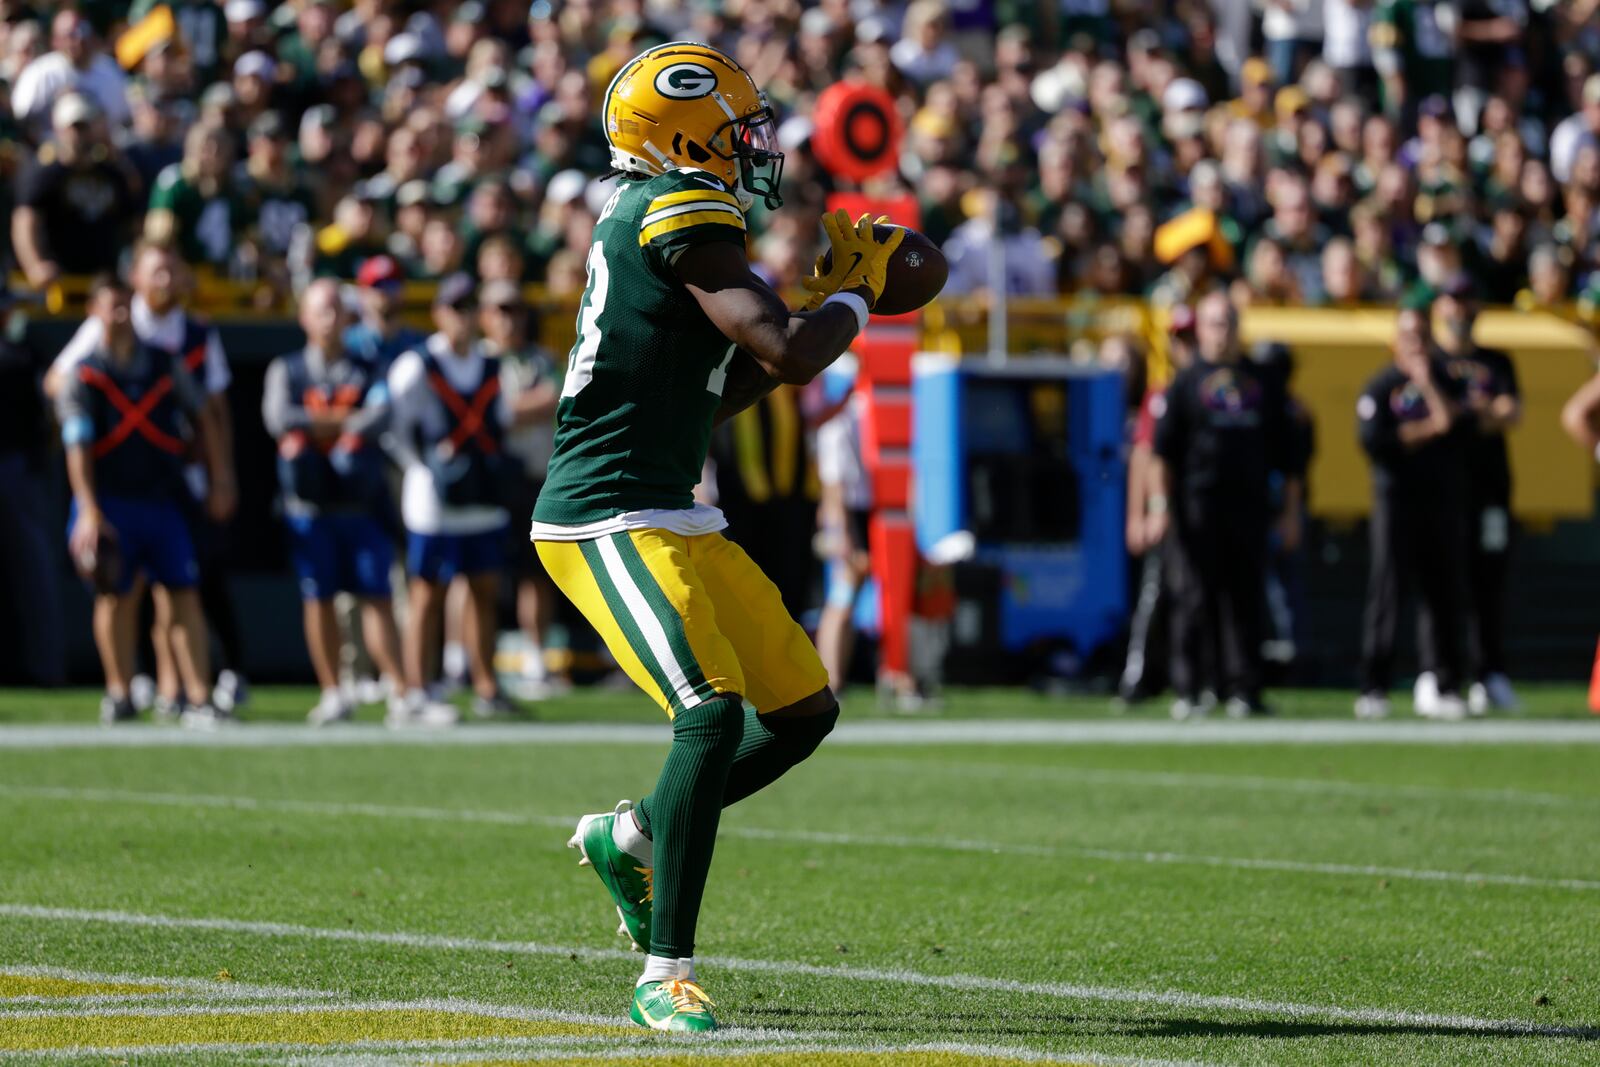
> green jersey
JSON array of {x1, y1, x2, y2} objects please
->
[
  {"x1": 533, "y1": 169, "x2": 749, "y2": 526},
  {"x1": 1371, "y1": 0, "x2": 1455, "y2": 112},
  {"x1": 147, "y1": 163, "x2": 246, "y2": 267}
]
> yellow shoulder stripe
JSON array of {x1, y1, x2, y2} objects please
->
[
  {"x1": 647, "y1": 187, "x2": 742, "y2": 213},
  {"x1": 639, "y1": 210, "x2": 747, "y2": 246}
]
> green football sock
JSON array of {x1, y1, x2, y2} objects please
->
[
  {"x1": 637, "y1": 701, "x2": 839, "y2": 834},
  {"x1": 721, "y1": 703, "x2": 838, "y2": 807},
  {"x1": 635, "y1": 694, "x2": 745, "y2": 959}
]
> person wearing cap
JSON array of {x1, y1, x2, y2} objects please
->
[
  {"x1": 262, "y1": 278, "x2": 415, "y2": 726},
  {"x1": 1147, "y1": 291, "x2": 1292, "y2": 719},
  {"x1": 1409, "y1": 218, "x2": 1459, "y2": 291},
  {"x1": 1117, "y1": 304, "x2": 1198, "y2": 707},
  {"x1": 230, "y1": 50, "x2": 278, "y2": 130},
  {"x1": 479, "y1": 278, "x2": 563, "y2": 698},
  {"x1": 10, "y1": 10, "x2": 130, "y2": 134},
  {"x1": 11, "y1": 93, "x2": 140, "y2": 287},
  {"x1": 1354, "y1": 304, "x2": 1472, "y2": 720},
  {"x1": 145, "y1": 121, "x2": 246, "y2": 268},
  {"x1": 344, "y1": 254, "x2": 427, "y2": 370},
  {"x1": 1225, "y1": 57, "x2": 1277, "y2": 129},
  {"x1": 1370, "y1": 0, "x2": 1455, "y2": 127},
  {"x1": 236, "y1": 111, "x2": 316, "y2": 267},
  {"x1": 386, "y1": 180, "x2": 434, "y2": 264},
  {"x1": 1432, "y1": 274, "x2": 1522, "y2": 713},
  {"x1": 128, "y1": 0, "x2": 227, "y2": 83},
  {"x1": 223, "y1": 0, "x2": 273, "y2": 60},
  {"x1": 386, "y1": 272, "x2": 524, "y2": 718},
  {"x1": 56, "y1": 274, "x2": 225, "y2": 726},
  {"x1": 123, "y1": 86, "x2": 187, "y2": 193}
]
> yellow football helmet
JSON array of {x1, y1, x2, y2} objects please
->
[{"x1": 602, "y1": 41, "x2": 784, "y2": 209}]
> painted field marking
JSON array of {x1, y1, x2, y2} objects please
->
[
  {"x1": 2, "y1": 719, "x2": 1599, "y2": 749},
  {"x1": 0, "y1": 964, "x2": 343, "y2": 1009},
  {"x1": 3, "y1": 783, "x2": 1594, "y2": 894},
  {"x1": 1, "y1": 1035, "x2": 1214, "y2": 1067},
  {"x1": 825, "y1": 755, "x2": 1600, "y2": 808},
  {"x1": 0, "y1": 1005, "x2": 621, "y2": 1052},
  {"x1": 294, "y1": 1040, "x2": 1215, "y2": 1067},
  {"x1": 1, "y1": 904, "x2": 1594, "y2": 1041}
]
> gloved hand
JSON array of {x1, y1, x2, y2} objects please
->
[{"x1": 800, "y1": 210, "x2": 906, "y2": 311}]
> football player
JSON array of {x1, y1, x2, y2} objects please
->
[{"x1": 533, "y1": 42, "x2": 902, "y2": 1031}]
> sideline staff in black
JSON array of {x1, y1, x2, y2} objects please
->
[
  {"x1": 1433, "y1": 275, "x2": 1521, "y2": 713},
  {"x1": 1148, "y1": 292, "x2": 1291, "y2": 719},
  {"x1": 1354, "y1": 306, "x2": 1471, "y2": 721}
]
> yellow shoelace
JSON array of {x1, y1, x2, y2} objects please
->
[
  {"x1": 636, "y1": 866, "x2": 654, "y2": 904},
  {"x1": 663, "y1": 978, "x2": 714, "y2": 1015}
]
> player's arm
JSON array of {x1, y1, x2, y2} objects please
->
[
  {"x1": 1561, "y1": 371, "x2": 1600, "y2": 457},
  {"x1": 57, "y1": 374, "x2": 108, "y2": 570},
  {"x1": 676, "y1": 242, "x2": 871, "y2": 388},
  {"x1": 1479, "y1": 355, "x2": 1523, "y2": 432}
]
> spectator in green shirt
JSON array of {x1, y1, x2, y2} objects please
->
[{"x1": 145, "y1": 121, "x2": 245, "y2": 269}]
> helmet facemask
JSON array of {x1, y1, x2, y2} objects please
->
[{"x1": 707, "y1": 92, "x2": 784, "y2": 210}]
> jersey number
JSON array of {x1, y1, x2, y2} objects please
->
[
  {"x1": 706, "y1": 344, "x2": 735, "y2": 397},
  {"x1": 563, "y1": 242, "x2": 609, "y2": 399}
]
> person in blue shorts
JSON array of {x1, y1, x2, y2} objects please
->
[
  {"x1": 388, "y1": 273, "x2": 531, "y2": 718},
  {"x1": 263, "y1": 279, "x2": 420, "y2": 727},
  {"x1": 57, "y1": 274, "x2": 228, "y2": 726}
]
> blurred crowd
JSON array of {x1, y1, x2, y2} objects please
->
[
  {"x1": 8, "y1": 0, "x2": 1600, "y2": 721},
  {"x1": 8, "y1": 0, "x2": 1600, "y2": 312}
]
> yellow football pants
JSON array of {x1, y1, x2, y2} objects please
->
[{"x1": 535, "y1": 529, "x2": 829, "y2": 717}]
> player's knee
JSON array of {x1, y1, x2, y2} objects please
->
[
  {"x1": 765, "y1": 694, "x2": 838, "y2": 762},
  {"x1": 672, "y1": 692, "x2": 746, "y2": 759}
]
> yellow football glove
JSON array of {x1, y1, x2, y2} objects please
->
[{"x1": 800, "y1": 210, "x2": 906, "y2": 311}]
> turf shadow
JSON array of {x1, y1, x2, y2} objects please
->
[
  {"x1": 737, "y1": 1006, "x2": 1600, "y2": 1045},
  {"x1": 1140, "y1": 1018, "x2": 1600, "y2": 1043}
]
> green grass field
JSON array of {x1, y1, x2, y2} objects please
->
[{"x1": 2, "y1": 685, "x2": 1598, "y2": 1066}]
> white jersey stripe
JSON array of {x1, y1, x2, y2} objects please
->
[
  {"x1": 641, "y1": 201, "x2": 745, "y2": 228},
  {"x1": 595, "y1": 534, "x2": 703, "y2": 710}
]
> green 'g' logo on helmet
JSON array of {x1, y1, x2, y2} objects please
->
[{"x1": 654, "y1": 63, "x2": 717, "y2": 100}]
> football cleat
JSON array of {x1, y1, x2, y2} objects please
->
[
  {"x1": 630, "y1": 978, "x2": 717, "y2": 1032},
  {"x1": 99, "y1": 694, "x2": 137, "y2": 725},
  {"x1": 384, "y1": 691, "x2": 459, "y2": 729},
  {"x1": 1353, "y1": 692, "x2": 1392, "y2": 720},
  {"x1": 1484, "y1": 673, "x2": 1521, "y2": 712},
  {"x1": 179, "y1": 703, "x2": 233, "y2": 730},
  {"x1": 567, "y1": 801, "x2": 652, "y2": 952},
  {"x1": 307, "y1": 689, "x2": 352, "y2": 727}
]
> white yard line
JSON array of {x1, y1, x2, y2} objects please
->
[
  {"x1": 1, "y1": 1034, "x2": 1213, "y2": 1067},
  {"x1": 826, "y1": 756, "x2": 1599, "y2": 808},
  {"x1": 3, "y1": 783, "x2": 1593, "y2": 893},
  {"x1": 1, "y1": 719, "x2": 1598, "y2": 749},
  {"x1": 290, "y1": 1038, "x2": 1218, "y2": 1066},
  {"x1": 0, "y1": 997, "x2": 623, "y2": 1028},
  {"x1": 1, "y1": 904, "x2": 1593, "y2": 1041}
]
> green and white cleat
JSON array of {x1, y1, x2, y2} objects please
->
[
  {"x1": 631, "y1": 978, "x2": 718, "y2": 1032},
  {"x1": 566, "y1": 801, "x2": 653, "y2": 951}
]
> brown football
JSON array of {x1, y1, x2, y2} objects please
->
[{"x1": 820, "y1": 225, "x2": 948, "y2": 316}]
